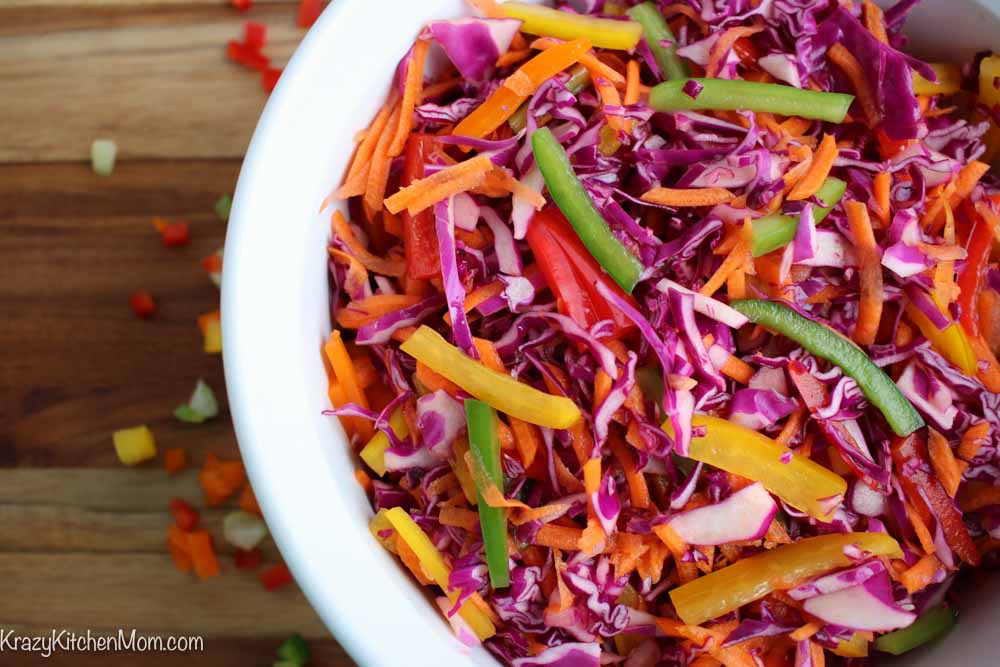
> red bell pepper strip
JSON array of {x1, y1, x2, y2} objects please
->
[
  {"x1": 401, "y1": 135, "x2": 441, "y2": 281},
  {"x1": 956, "y1": 212, "x2": 1000, "y2": 390},
  {"x1": 525, "y1": 208, "x2": 637, "y2": 338},
  {"x1": 168, "y1": 498, "x2": 200, "y2": 532},
  {"x1": 129, "y1": 290, "x2": 156, "y2": 318},
  {"x1": 890, "y1": 431, "x2": 980, "y2": 566},
  {"x1": 259, "y1": 562, "x2": 294, "y2": 590}
]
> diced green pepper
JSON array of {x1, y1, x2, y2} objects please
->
[
  {"x1": 650, "y1": 78, "x2": 854, "y2": 123},
  {"x1": 531, "y1": 127, "x2": 644, "y2": 292},
  {"x1": 276, "y1": 633, "x2": 311, "y2": 666},
  {"x1": 874, "y1": 605, "x2": 956, "y2": 655},
  {"x1": 750, "y1": 177, "x2": 847, "y2": 257},
  {"x1": 731, "y1": 300, "x2": 924, "y2": 436},
  {"x1": 215, "y1": 194, "x2": 233, "y2": 221},
  {"x1": 173, "y1": 404, "x2": 206, "y2": 424},
  {"x1": 465, "y1": 399, "x2": 510, "y2": 589},
  {"x1": 626, "y1": 2, "x2": 688, "y2": 81}
]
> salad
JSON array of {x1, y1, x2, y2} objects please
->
[{"x1": 323, "y1": 0, "x2": 1000, "y2": 664}]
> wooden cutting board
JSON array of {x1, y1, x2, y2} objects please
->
[{"x1": 0, "y1": 2, "x2": 355, "y2": 665}]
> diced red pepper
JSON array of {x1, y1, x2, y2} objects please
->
[
  {"x1": 201, "y1": 252, "x2": 223, "y2": 275},
  {"x1": 160, "y1": 221, "x2": 190, "y2": 247},
  {"x1": 259, "y1": 562, "x2": 294, "y2": 590},
  {"x1": 296, "y1": 0, "x2": 324, "y2": 28},
  {"x1": 262, "y1": 67, "x2": 282, "y2": 94},
  {"x1": 891, "y1": 431, "x2": 980, "y2": 566},
  {"x1": 525, "y1": 208, "x2": 637, "y2": 338},
  {"x1": 234, "y1": 548, "x2": 263, "y2": 571},
  {"x1": 401, "y1": 134, "x2": 441, "y2": 280},
  {"x1": 129, "y1": 290, "x2": 156, "y2": 318},
  {"x1": 164, "y1": 447, "x2": 188, "y2": 475},
  {"x1": 243, "y1": 21, "x2": 267, "y2": 51},
  {"x1": 230, "y1": 0, "x2": 251, "y2": 11},
  {"x1": 168, "y1": 497, "x2": 200, "y2": 532},
  {"x1": 226, "y1": 40, "x2": 270, "y2": 72}
]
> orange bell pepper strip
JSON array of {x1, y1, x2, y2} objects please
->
[{"x1": 669, "y1": 532, "x2": 902, "y2": 625}]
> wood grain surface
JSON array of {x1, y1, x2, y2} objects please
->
[{"x1": 0, "y1": 2, "x2": 356, "y2": 664}]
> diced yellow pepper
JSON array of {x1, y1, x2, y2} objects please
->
[
  {"x1": 112, "y1": 425, "x2": 157, "y2": 465},
  {"x1": 833, "y1": 633, "x2": 870, "y2": 658},
  {"x1": 979, "y1": 55, "x2": 1000, "y2": 162},
  {"x1": 383, "y1": 507, "x2": 497, "y2": 640},
  {"x1": 905, "y1": 299, "x2": 977, "y2": 376},
  {"x1": 359, "y1": 410, "x2": 409, "y2": 477},
  {"x1": 670, "y1": 532, "x2": 902, "y2": 625},
  {"x1": 399, "y1": 326, "x2": 581, "y2": 429},
  {"x1": 665, "y1": 415, "x2": 847, "y2": 521},
  {"x1": 912, "y1": 63, "x2": 962, "y2": 96},
  {"x1": 203, "y1": 319, "x2": 222, "y2": 354},
  {"x1": 501, "y1": 1, "x2": 642, "y2": 50}
]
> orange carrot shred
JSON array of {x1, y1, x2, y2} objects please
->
[
  {"x1": 624, "y1": 60, "x2": 641, "y2": 106},
  {"x1": 844, "y1": 201, "x2": 883, "y2": 346},
  {"x1": 900, "y1": 553, "x2": 940, "y2": 594},
  {"x1": 331, "y1": 211, "x2": 406, "y2": 277},
  {"x1": 439, "y1": 506, "x2": 480, "y2": 530},
  {"x1": 364, "y1": 103, "x2": 402, "y2": 212},
  {"x1": 496, "y1": 48, "x2": 532, "y2": 68},
  {"x1": 324, "y1": 329, "x2": 374, "y2": 441},
  {"x1": 467, "y1": 0, "x2": 504, "y2": 17},
  {"x1": 336, "y1": 98, "x2": 396, "y2": 199},
  {"x1": 789, "y1": 622, "x2": 821, "y2": 642},
  {"x1": 337, "y1": 294, "x2": 423, "y2": 329},
  {"x1": 530, "y1": 38, "x2": 625, "y2": 85},
  {"x1": 788, "y1": 134, "x2": 838, "y2": 201},
  {"x1": 610, "y1": 433, "x2": 651, "y2": 510},
  {"x1": 775, "y1": 408, "x2": 804, "y2": 447},
  {"x1": 862, "y1": 0, "x2": 889, "y2": 44},
  {"x1": 642, "y1": 187, "x2": 736, "y2": 207},
  {"x1": 928, "y1": 428, "x2": 963, "y2": 497},
  {"x1": 533, "y1": 524, "x2": 583, "y2": 550},
  {"x1": 904, "y1": 501, "x2": 937, "y2": 555},
  {"x1": 958, "y1": 422, "x2": 990, "y2": 461},
  {"x1": 873, "y1": 171, "x2": 891, "y2": 226},
  {"x1": 593, "y1": 74, "x2": 626, "y2": 131},
  {"x1": 701, "y1": 230, "x2": 751, "y2": 297},
  {"x1": 388, "y1": 39, "x2": 429, "y2": 158},
  {"x1": 828, "y1": 43, "x2": 879, "y2": 127},
  {"x1": 707, "y1": 22, "x2": 765, "y2": 79},
  {"x1": 384, "y1": 154, "x2": 494, "y2": 215},
  {"x1": 662, "y1": 4, "x2": 709, "y2": 34},
  {"x1": 923, "y1": 161, "x2": 991, "y2": 231}
]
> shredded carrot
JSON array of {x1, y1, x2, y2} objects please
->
[
  {"x1": 496, "y1": 48, "x2": 532, "y2": 68},
  {"x1": 701, "y1": 232, "x2": 751, "y2": 297},
  {"x1": 844, "y1": 201, "x2": 882, "y2": 346},
  {"x1": 336, "y1": 294, "x2": 423, "y2": 329},
  {"x1": 656, "y1": 618, "x2": 758, "y2": 667},
  {"x1": 453, "y1": 38, "x2": 591, "y2": 141},
  {"x1": 609, "y1": 532, "x2": 649, "y2": 578},
  {"x1": 804, "y1": 285, "x2": 845, "y2": 304},
  {"x1": 388, "y1": 39, "x2": 429, "y2": 158},
  {"x1": 707, "y1": 22, "x2": 765, "y2": 79},
  {"x1": 354, "y1": 468, "x2": 372, "y2": 492},
  {"x1": 331, "y1": 210, "x2": 406, "y2": 277},
  {"x1": 642, "y1": 187, "x2": 736, "y2": 207},
  {"x1": 439, "y1": 506, "x2": 480, "y2": 530},
  {"x1": 904, "y1": 501, "x2": 937, "y2": 555},
  {"x1": 789, "y1": 622, "x2": 821, "y2": 642},
  {"x1": 928, "y1": 428, "x2": 963, "y2": 497},
  {"x1": 419, "y1": 76, "x2": 461, "y2": 102},
  {"x1": 483, "y1": 168, "x2": 547, "y2": 209},
  {"x1": 624, "y1": 60, "x2": 640, "y2": 106},
  {"x1": 534, "y1": 524, "x2": 584, "y2": 550},
  {"x1": 324, "y1": 329, "x2": 374, "y2": 441},
  {"x1": 720, "y1": 353, "x2": 754, "y2": 384},
  {"x1": 872, "y1": 171, "x2": 891, "y2": 226},
  {"x1": 610, "y1": 432, "x2": 651, "y2": 510},
  {"x1": 900, "y1": 553, "x2": 940, "y2": 594},
  {"x1": 593, "y1": 73, "x2": 626, "y2": 131},
  {"x1": 328, "y1": 247, "x2": 370, "y2": 298},
  {"x1": 510, "y1": 418, "x2": 541, "y2": 471},
  {"x1": 363, "y1": 103, "x2": 402, "y2": 213},
  {"x1": 336, "y1": 98, "x2": 396, "y2": 199},
  {"x1": 726, "y1": 265, "x2": 747, "y2": 300},
  {"x1": 530, "y1": 37, "x2": 625, "y2": 85},
  {"x1": 384, "y1": 154, "x2": 494, "y2": 215},
  {"x1": 788, "y1": 134, "x2": 838, "y2": 201},
  {"x1": 775, "y1": 408, "x2": 804, "y2": 447},
  {"x1": 415, "y1": 361, "x2": 461, "y2": 396},
  {"x1": 653, "y1": 524, "x2": 699, "y2": 584},
  {"x1": 862, "y1": 0, "x2": 889, "y2": 44},
  {"x1": 662, "y1": 3, "x2": 709, "y2": 34},
  {"x1": 958, "y1": 422, "x2": 990, "y2": 460},
  {"x1": 443, "y1": 281, "x2": 504, "y2": 326},
  {"x1": 593, "y1": 370, "x2": 613, "y2": 413},
  {"x1": 828, "y1": 43, "x2": 879, "y2": 127}
]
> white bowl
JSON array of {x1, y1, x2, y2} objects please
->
[{"x1": 222, "y1": 2, "x2": 1000, "y2": 665}]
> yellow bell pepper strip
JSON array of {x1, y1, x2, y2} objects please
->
[
  {"x1": 650, "y1": 78, "x2": 854, "y2": 123},
  {"x1": 669, "y1": 532, "x2": 903, "y2": 626},
  {"x1": 732, "y1": 300, "x2": 924, "y2": 436},
  {"x1": 979, "y1": 55, "x2": 1000, "y2": 162},
  {"x1": 369, "y1": 509, "x2": 396, "y2": 551},
  {"x1": 874, "y1": 605, "x2": 956, "y2": 655},
  {"x1": 465, "y1": 399, "x2": 510, "y2": 589},
  {"x1": 664, "y1": 415, "x2": 846, "y2": 521},
  {"x1": 905, "y1": 290, "x2": 978, "y2": 377},
  {"x1": 832, "y1": 633, "x2": 869, "y2": 658},
  {"x1": 626, "y1": 2, "x2": 688, "y2": 81},
  {"x1": 359, "y1": 409, "x2": 409, "y2": 477},
  {"x1": 913, "y1": 63, "x2": 961, "y2": 96},
  {"x1": 532, "y1": 127, "x2": 644, "y2": 292},
  {"x1": 383, "y1": 506, "x2": 497, "y2": 640},
  {"x1": 399, "y1": 326, "x2": 581, "y2": 429},
  {"x1": 500, "y1": 2, "x2": 642, "y2": 50},
  {"x1": 453, "y1": 38, "x2": 591, "y2": 142},
  {"x1": 112, "y1": 425, "x2": 157, "y2": 465}
]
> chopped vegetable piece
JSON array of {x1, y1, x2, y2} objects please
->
[
  {"x1": 91, "y1": 139, "x2": 117, "y2": 176},
  {"x1": 230, "y1": 0, "x2": 251, "y2": 10},
  {"x1": 383, "y1": 507, "x2": 497, "y2": 640},
  {"x1": 508, "y1": 65, "x2": 590, "y2": 133},
  {"x1": 979, "y1": 56, "x2": 1000, "y2": 160},
  {"x1": 501, "y1": 2, "x2": 642, "y2": 50},
  {"x1": 750, "y1": 178, "x2": 846, "y2": 256},
  {"x1": 296, "y1": 0, "x2": 323, "y2": 28},
  {"x1": 277, "y1": 633, "x2": 311, "y2": 666},
  {"x1": 259, "y1": 563, "x2": 293, "y2": 590},
  {"x1": 399, "y1": 326, "x2": 581, "y2": 429},
  {"x1": 665, "y1": 415, "x2": 846, "y2": 520},
  {"x1": 112, "y1": 425, "x2": 157, "y2": 465},
  {"x1": 531, "y1": 127, "x2": 643, "y2": 292},
  {"x1": 199, "y1": 454, "x2": 246, "y2": 506},
  {"x1": 465, "y1": 399, "x2": 510, "y2": 589},
  {"x1": 129, "y1": 290, "x2": 156, "y2": 318},
  {"x1": 214, "y1": 194, "x2": 233, "y2": 221},
  {"x1": 187, "y1": 530, "x2": 221, "y2": 580},
  {"x1": 163, "y1": 448, "x2": 187, "y2": 475},
  {"x1": 669, "y1": 532, "x2": 902, "y2": 625},
  {"x1": 239, "y1": 484, "x2": 261, "y2": 516},
  {"x1": 200, "y1": 311, "x2": 222, "y2": 354},
  {"x1": 874, "y1": 605, "x2": 956, "y2": 655},
  {"x1": 359, "y1": 409, "x2": 409, "y2": 477},
  {"x1": 159, "y1": 220, "x2": 190, "y2": 247},
  {"x1": 223, "y1": 510, "x2": 269, "y2": 551},
  {"x1": 627, "y1": 2, "x2": 688, "y2": 80},
  {"x1": 169, "y1": 498, "x2": 200, "y2": 531},
  {"x1": 650, "y1": 78, "x2": 854, "y2": 123},
  {"x1": 732, "y1": 300, "x2": 924, "y2": 436},
  {"x1": 913, "y1": 63, "x2": 961, "y2": 96},
  {"x1": 400, "y1": 135, "x2": 441, "y2": 280},
  {"x1": 234, "y1": 548, "x2": 262, "y2": 571},
  {"x1": 905, "y1": 296, "x2": 977, "y2": 376}
]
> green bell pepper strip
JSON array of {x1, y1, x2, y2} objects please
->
[
  {"x1": 874, "y1": 605, "x2": 956, "y2": 655},
  {"x1": 531, "y1": 127, "x2": 644, "y2": 292},
  {"x1": 650, "y1": 78, "x2": 855, "y2": 123},
  {"x1": 276, "y1": 633, "x2": 311, "y2": 666},
  {"x1": 750, "y1": 177, "x2": 847, "y2": 257},
  {"x1": 731, "y1": 300, "x2": 924, "y2": 436},
  {"x1": 509, "y1": 65, "x2": 590, "y2": 133},
  {"x1": 626, "y1": 2, "x2": 688, "y2": 81},
  {"x1": 465, "y1": 399, "x2": 510, "y2": 589}
]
